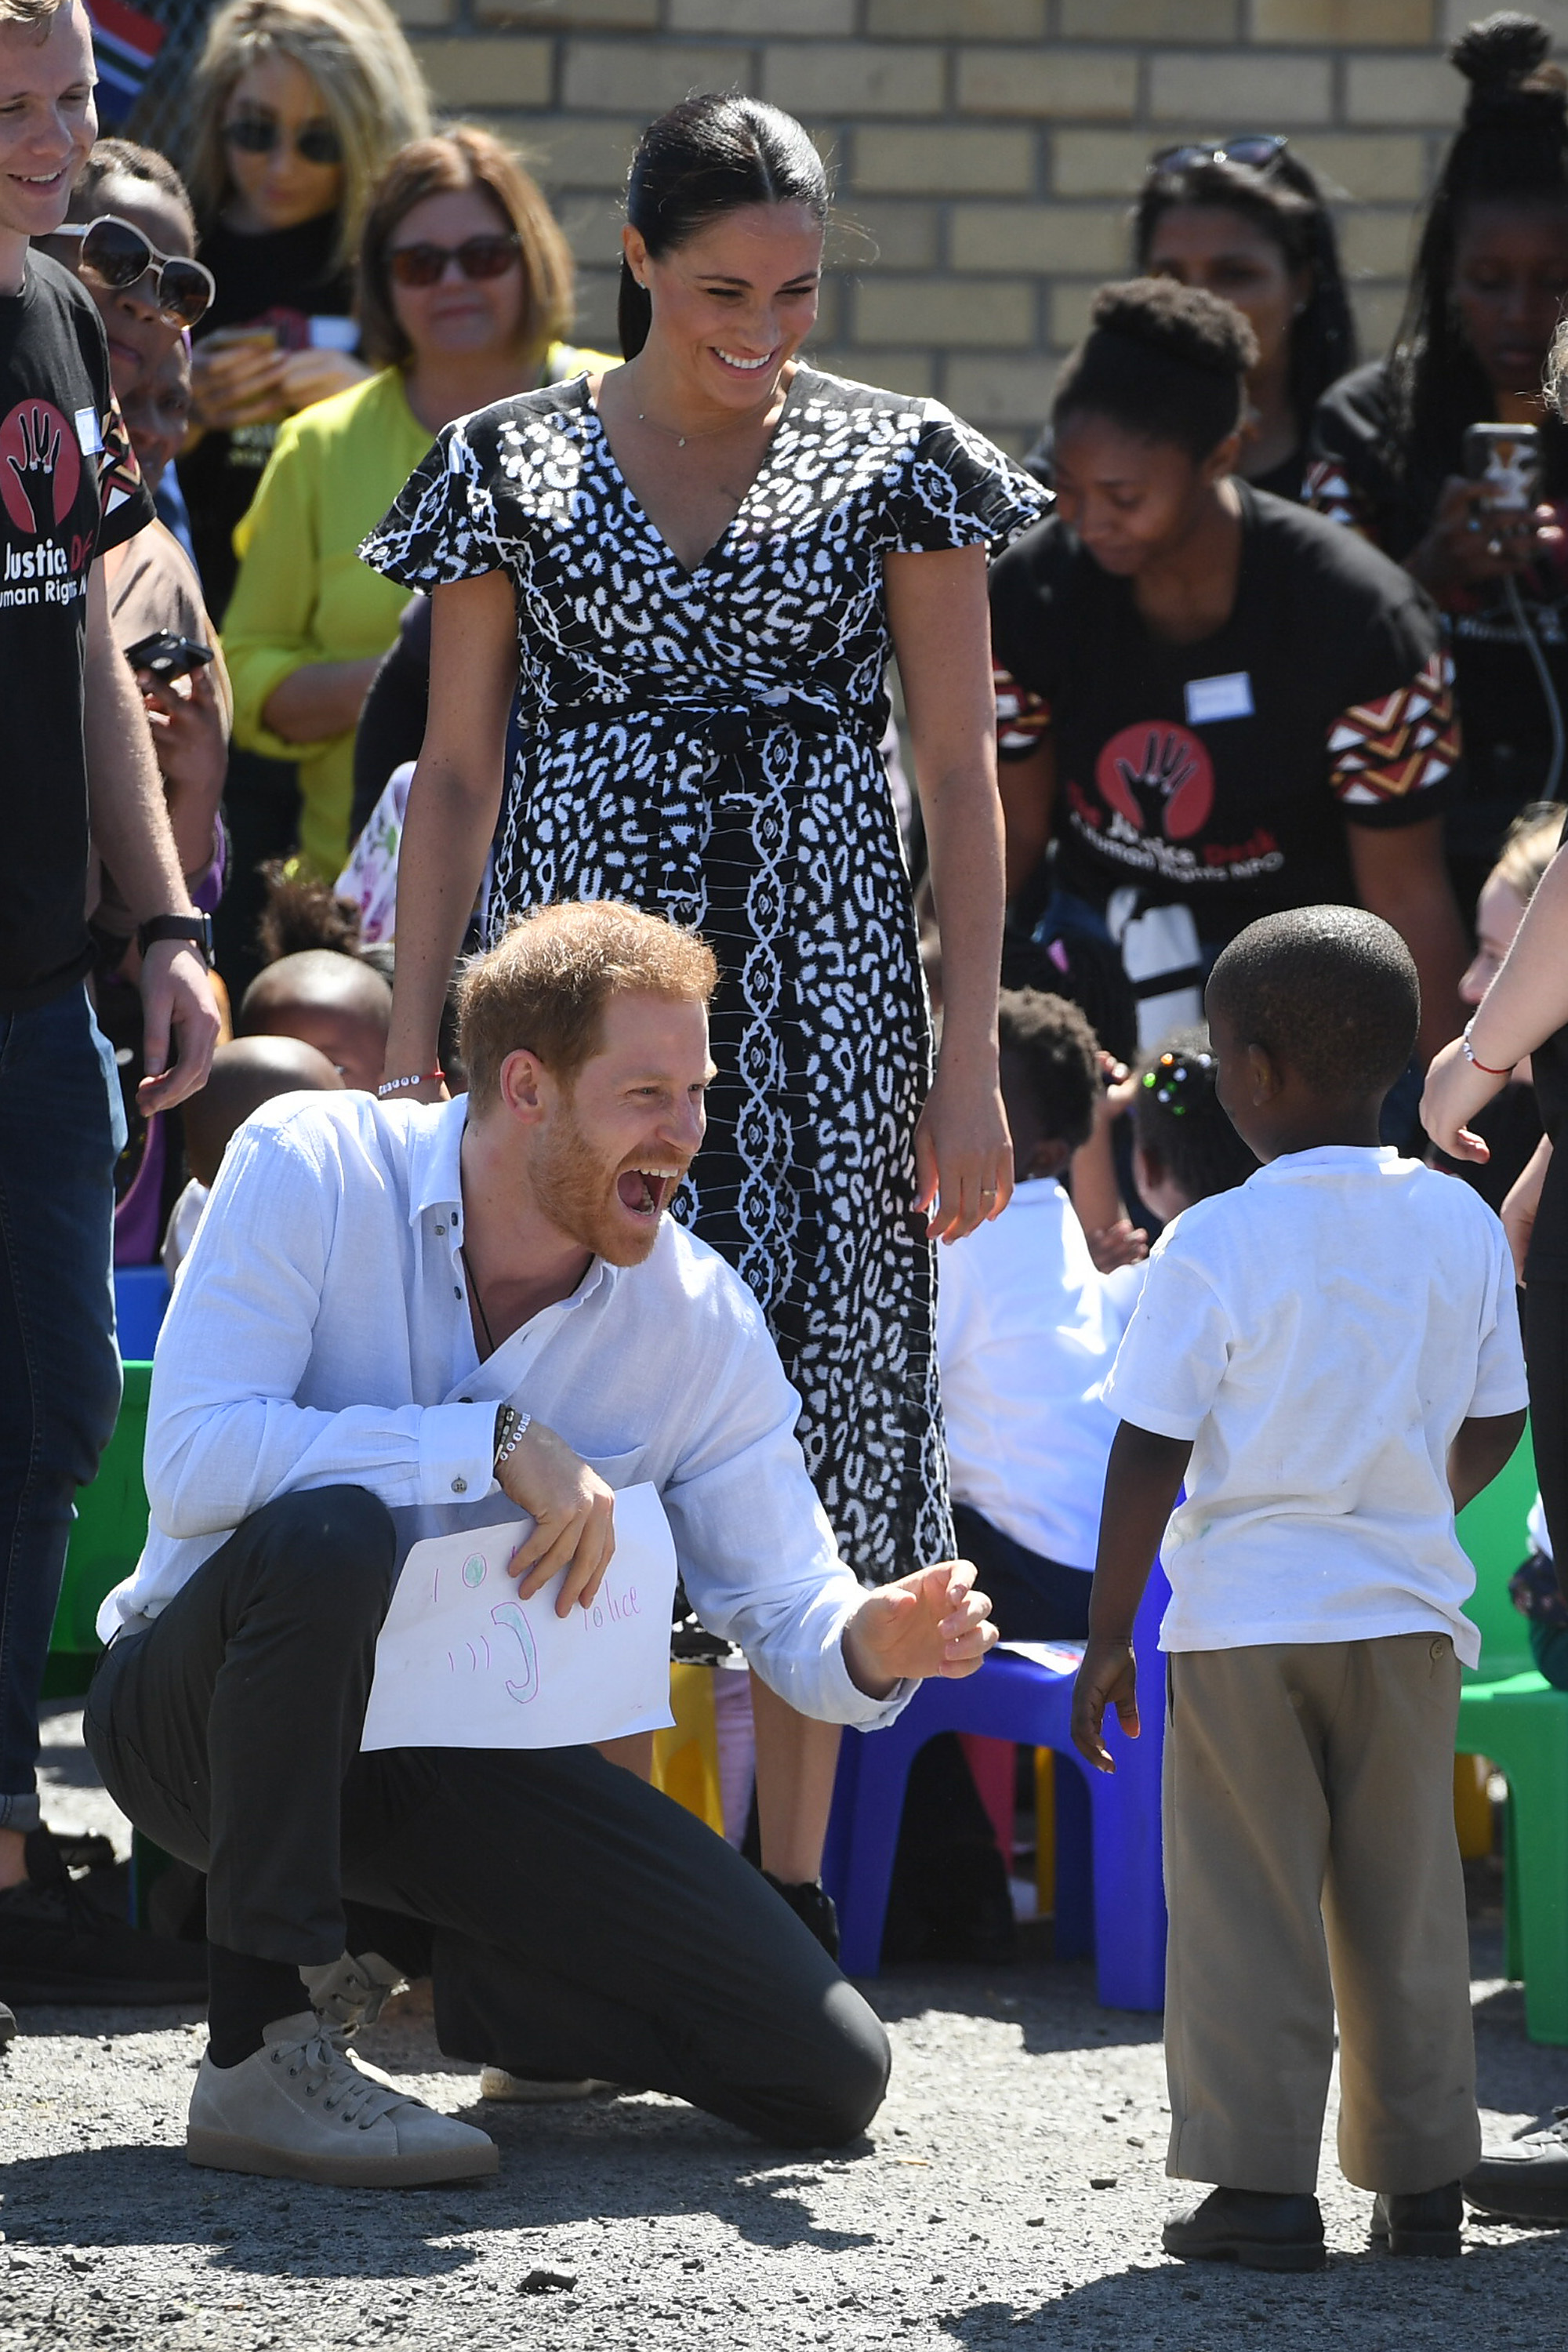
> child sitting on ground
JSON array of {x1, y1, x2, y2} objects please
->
[
  {"x1": 164, "y1": 1036, "x2": 343, "y2": 1279},
  {"x1": 238, "y1": 950, "x2": 392, "y2": 1094},
  {"x1": 1073, "y1": 906, "x2": 1528, "y2": 2272},
  {"x1": 938, "y1": 1000, "x2": 1251, "y2": 1641}
]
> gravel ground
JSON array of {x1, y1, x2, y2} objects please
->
[{"x1": 4, "y1": 1704, "x2": 1567, "y2": 2351}]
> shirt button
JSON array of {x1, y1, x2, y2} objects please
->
[
  {"x1": 452, "y1": 1476, "x2": 468, "y2": 1494},
  {"x1": 435, "y1": 1222, "x2": 446, "y2": 1236},
  {"x1": 454, "y1": 1286, "x2": 463, "y2": 1299}
]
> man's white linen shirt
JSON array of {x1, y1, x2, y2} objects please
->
[
  {"x1": 100, "y1": 1092, "x2": 912, "y2": 1729},
  {"x1": 1102, "y1": 1145, "x2": 1530, "y2": 1665}
]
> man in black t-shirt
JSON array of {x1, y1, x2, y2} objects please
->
[{"x1": 0, "y1": 0, "x2": 219, "y2": 2014}]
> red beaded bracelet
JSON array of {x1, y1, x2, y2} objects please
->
[{"x1": 1461, "y1": 1018, "x2": 1512, "y2": 1078}]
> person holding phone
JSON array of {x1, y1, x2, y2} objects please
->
[
  {"x1": 1307, "y1": 16, "x2": 1568, "y2": 910},
  {"x1": 991, "y1": 278, "x2": 1469, "y2": 1074},
  {"x1": 38, "y1": 139, "x2": 234, "y2": 1262},
  {"x1": 221, "y1": 125, "x2": 607, "y2": 888}
]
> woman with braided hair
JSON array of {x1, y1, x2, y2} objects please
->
[{"x1": 1308, "y1": 13, "x2": 1568, "y2": 909}]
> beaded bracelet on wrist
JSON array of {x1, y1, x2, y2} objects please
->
[
  {"x1": 1461, "y1": 1018, "x2": 1513, "y2": 1079},
  {"x1": 377, "y1": 1069, "x2": 444, "y2": 1099}
]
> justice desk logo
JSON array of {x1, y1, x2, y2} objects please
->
[
  {"x1": 0, "y1": 401, "x2": 96, "y2": 604},
  {"x1": 1095, "y1": 720, "x2": 1216, "y2": 844}
]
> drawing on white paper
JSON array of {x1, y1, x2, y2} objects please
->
[{"x1": 360, "y1": 1481, "x2": 678, "y2": 1752}]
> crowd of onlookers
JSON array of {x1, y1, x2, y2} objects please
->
[
  {"x1": 86, "y1": 0, "x2": 1564, "y2": 1654},
  {"x1": 5, "y1": 0, "x2": 1568, "y2": 2240}
]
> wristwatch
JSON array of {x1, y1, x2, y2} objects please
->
[{"x1": 137, "y1": 913, "x2": 214, "y2": 965}]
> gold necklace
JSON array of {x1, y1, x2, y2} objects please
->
[{"x1": 633, "y1": 404, "x2": 758, "y2": 452}]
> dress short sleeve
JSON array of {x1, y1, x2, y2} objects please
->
[
  {"x1": 890, "y1": 403, "x2": 1047, "y2": 557},
  {"x1": 359, "y1": 413, "x2": 505, "y2": 590}
]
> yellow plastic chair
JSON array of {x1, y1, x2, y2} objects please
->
[{"x1": 651, "y1": 1661, "x2": 725, "y2": 1835}]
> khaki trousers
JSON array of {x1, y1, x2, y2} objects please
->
[{"x1": 1163, "y1": 1633, "x2": 1479, "y2": 2196}]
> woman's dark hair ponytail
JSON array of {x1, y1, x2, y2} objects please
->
[
  {"x1": 619, "y1": 90, "x2": 829, "y2": 361},
  {"x1": 1390, "y1": 13, "x2": 1568, "y2": 478}
]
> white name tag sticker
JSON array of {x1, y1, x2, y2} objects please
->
[
  {"x1": 74, "y1": 405, "x2": 103, "y2": 456},
  {"x1": 1185, "y1": 671, "x2": 1254, "y2": 725}
]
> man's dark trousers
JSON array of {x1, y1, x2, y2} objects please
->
[{"x1": 84, "y1": 1486, "x2": 891, "y2": 2147}]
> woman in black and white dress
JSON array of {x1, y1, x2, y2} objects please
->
[{"x1": 363, "y1": 92, "x2": 1038, "y2": 1900}]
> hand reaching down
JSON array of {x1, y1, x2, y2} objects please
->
[
  {"x1": 842, "y1": 1559, "x2": 996, "y2": 1699},
  {"x1": 495, "y1": 1418, "x2": 616, "y2": 1618}
]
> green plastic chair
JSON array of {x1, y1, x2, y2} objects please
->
[
  {"x1": 1454, "y1": 1425, "x2": 1568, "y2": 2044},
  {"x1": 42, "y1": 1361, "x2": 152, "y2": 1700}
]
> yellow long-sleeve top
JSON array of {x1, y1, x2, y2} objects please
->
[{"x1": 222, "y1": 347, "x2": 604, "y2": 882}]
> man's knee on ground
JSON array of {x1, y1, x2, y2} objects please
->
[
  {"x1": 249, "y1": 1486, "x2": 397, "y2": 1625},
  {"x1": 784, "y1": 1978, "x2": 891, "y2": 2147}
]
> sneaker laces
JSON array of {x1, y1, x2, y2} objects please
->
[
  {"x1": 298, "y1": 1950, "x2": 405, "y2": 2034},
  {"x1": 270, "y1": 2025, "x2": 412, "y2": 2131}
]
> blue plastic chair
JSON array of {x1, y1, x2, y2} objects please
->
[
  {"x1": 822, "y1": 1560, "x2": 1171, "y2": 2008},
  {"x1": 114, "y1": 1265, "x2": 170, "y2": 1362}
]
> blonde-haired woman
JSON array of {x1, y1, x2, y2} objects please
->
[
  {"x1": 181, "y1": 0, "x2": 431, "y2": 616},
  {"x1": 223, "y1": 125, "x2": 608, "y2": 883}
]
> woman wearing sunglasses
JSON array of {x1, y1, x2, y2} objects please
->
[
  {"x1": 221, "y1": 125, "x2": 610, "y2": 889},
  {"x1": 178, "y1": 0, "x2": 430, "y2": 623},
  {"x1": 1024, "y1": 137, "x2": 1354, "y2": 512},
  {"x1": 38, "y1": 140, "x2": 232, "y2": 1271}
]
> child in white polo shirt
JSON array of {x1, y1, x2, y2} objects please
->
[{"x1": 1072, "y1": 906, "x2": 1528, "y2": 2274}]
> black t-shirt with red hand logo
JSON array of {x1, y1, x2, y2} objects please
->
[
  {"x1": 988, "y1": 481, "x2": 1460, "y2": 946},
  {"x1": 0, "y1": 252, "x2": 154, "y2": 1011}
]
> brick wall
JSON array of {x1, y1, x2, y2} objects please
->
[{"x1": 389, "y1": 0, "x2": 1568, "y2": 453}]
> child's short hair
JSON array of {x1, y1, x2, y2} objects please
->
[
  {"x1": 996, "y1": 987, "x2": 1101, "y2": 1154},
  {"x1": 1131, "y1": 1029, "x2": 1258, "y2": 1203},
  {"x1": 1207, "y1": 906, "x2": 1419, "y2": 1096}
]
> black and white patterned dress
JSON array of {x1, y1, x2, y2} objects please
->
[{"x1": 362, "y1": 365, "x2": 1044, "y2": 1583}]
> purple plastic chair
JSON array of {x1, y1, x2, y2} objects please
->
[{"x1": 821, "y1": 1559, "x2": 1171, "y2": 2009}]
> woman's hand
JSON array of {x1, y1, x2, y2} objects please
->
[
  {"x1": 1420, "y1": 1032, "x2": 1510, "y2": 1160},
  {"x1": 914, "y1": 1054, "x2": 1013, "y2": 1243},
  {"x1": 1406, "y1": 478, "x2": 1553, "y2": 599},
  {"x1": 1503, "y1": 1135, "x2": 1552, "y2": 1287},
  {"x1": 278, "y1": 347, "x2": 372, "y2": 414},
  {"x1": 841, "y1": 1559, "x2": 996, "y2": 1698},
  {"x1": 191, "y1": 329, "x2": 289, "y2": 432}
]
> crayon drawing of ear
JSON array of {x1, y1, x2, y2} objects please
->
[{"x1": 490, "y1": 1599, "x2": 540, "y2": 1704}]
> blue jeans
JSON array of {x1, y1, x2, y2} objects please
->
[{"x1": 0, "y1": 985, "x2": 124, "y2": 1828}]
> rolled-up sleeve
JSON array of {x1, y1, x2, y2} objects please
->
[{"x1": 145, "y1": 1117, "x2": 498, "y2": 1537}]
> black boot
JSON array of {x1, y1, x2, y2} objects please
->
[
  {"x1": 0, "y1": 1828, "x2": 206, "y2": 2007},
  {"x1": 1163, "y1": 2186, "x2": 1327, "y2": 2272},
  {"x1": 1370, "y1": 2182, "x2": 1462, "y2": 2256}
]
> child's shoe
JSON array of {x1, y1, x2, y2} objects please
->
[
  {"x1": 1163, "y1": 2186, "x2": 1327, "y2": 2271},
  {"x1": 1369, "y1": 2183, "x2": 1462, "y2": 2256}
]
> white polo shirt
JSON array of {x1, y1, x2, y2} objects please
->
[
  {"x1": 1102, "y1": 1145, "x2": 1529, "y2": 1664},
  {"x1": 936, "y1": 1177, "x2": 1139, "y2": 1573}
]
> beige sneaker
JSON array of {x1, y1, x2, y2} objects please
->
[
  {"x1": 187, "y1": 2011, "x2": 498, "y2": 2186},
  {"x1": 479, "y1": 2067, "x2": 614, "y2": 2103}
]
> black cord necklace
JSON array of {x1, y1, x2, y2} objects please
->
[{"x1": 459, "y1": 1243, "x2": 496, "y2": 1357}]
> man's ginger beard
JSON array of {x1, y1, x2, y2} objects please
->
[{"x1": 522, "y1": 1088, "x2": 688, "y2": 1269}]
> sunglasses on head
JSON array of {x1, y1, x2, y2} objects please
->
[
  {"x1": 387, "y1": 232, "x2": 521, "y2": 289},
  {"x1": 59, "y1": 215, "x2": 215, "y2": 328},
  {"x1": 1151, "y1": 134, "x2": 1288, "y2": 175},
  {"x1": 223, "y1": 111, "x2": 343, "y2": 167}
]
